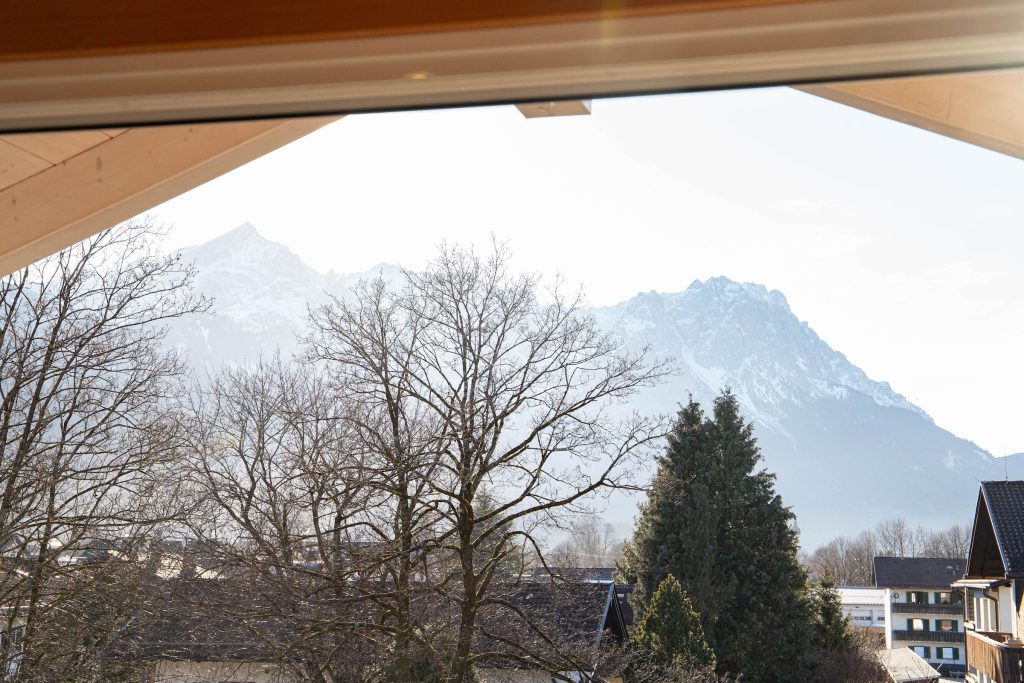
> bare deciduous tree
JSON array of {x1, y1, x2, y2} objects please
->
[
  {"x1": 184, "y1": 358, "x2": 380, "y2": 682},
  {"x1": 803, "y1": 531, "x2": 877, "y2": 586},
  {"x1": 307, "y1": 244, "x2": 666, "y2": 683},
  {"x1": 548, "y1": 515, "x2": 624, "y2": 568},
  {"x1": 874, "y1": 518, "x2": 920, "y2": 558},
  {"x1": 0, "y1": 219, "x2": 206, "y2": 680},
  {"x1": 806, "y1": 518, "x2": 971, "y2": 586},
  {"x1": 920, "y1": 523, "x2": 971, "y2": 559}
]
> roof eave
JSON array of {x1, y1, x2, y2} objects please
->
[{"x1": 981, "y1": 483, "x2": 1014, "y2": 577}]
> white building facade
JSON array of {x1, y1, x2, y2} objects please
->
[
  {"x1": 838, "y1": 586, "x2": 886, "y2": 633},
  {"x1": 875, "y1": 557, "x2": 968, "y2": 678}
]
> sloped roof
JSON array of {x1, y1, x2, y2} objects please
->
[
  {"x1": 475, "y1": 581, "x2": 626, "y2": 672},
  {"x1": 122, "y1": 578, "x2": 298, "y2": 662},
  {"x1": 980, "y1": 481, "x2": 1024, "y2": 577},
  {"x1": 122, "y1": 577, "x2": 625, "y2": 673},
  {"x1": 873, "y1": 557, "x2": 966, "y2": 589},
  {"x1": 877, "y1": 647, "x2": 940, "y2": 682}
]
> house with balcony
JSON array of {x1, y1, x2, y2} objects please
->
[
  {"x1": 875, "y1": 556, "x2": 967, "y2": 677},
  {"x1": 953, "y1": 481, "x2": 1024, "y2": 683}
]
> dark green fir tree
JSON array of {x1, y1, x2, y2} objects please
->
[
  {"x1": 632, "y1": 575, "x2": 715, "y2": 671},
  {"x1": 619, "y1": 391, "x2": 816, "y2": 682}
]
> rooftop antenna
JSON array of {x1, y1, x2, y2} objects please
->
[{"x1": 1005, "y1": 444, "x2": 1009, "y2": 482}]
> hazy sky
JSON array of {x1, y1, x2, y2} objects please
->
[{"x1": 150, "y1": 86, "x2": 1024, "y2": 456}]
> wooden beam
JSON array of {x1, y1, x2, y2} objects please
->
[
  {"x1": 0, "y1": 117, "x2": 337, "y2": 275},
  {"x1": 515, "y1": 101, "x2": 593, "y2": 119},
  {"x1": 1, "y1": 0, "x2": 1022, "y2": 132},
  {"x1": 800, "y1": 69, "x2": 1024, "y2": 160}
]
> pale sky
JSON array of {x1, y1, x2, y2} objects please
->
[{"x1": 149, "y1": 86, "x2": 1024, "y2": 456}]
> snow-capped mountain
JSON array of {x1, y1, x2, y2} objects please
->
[
  {"x1": 592, "y1": 279, "x2": 928, "y2": 435},
  {"x1": 169, "y1": 225, "x2": 1005, "y2": 547},
  {"x1": 167, "y1": 223, "x2": 400, "y2": 366},
  {"x1": 593, "y1": 279, "x2": 997, "y2": 545}
]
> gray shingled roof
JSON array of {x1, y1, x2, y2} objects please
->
[
  {"x1": 981, "y1": 481, "x2": 1024, "y2": 576},
  {"x1": 874, "y1": 557, "x2": 966, "y2": 589}
]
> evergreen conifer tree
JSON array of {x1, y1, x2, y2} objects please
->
[
  {"x1": 633, "y1": 575, "x2": 715, "y2": 671},
  {"x1": 619, "y1": 391, "x2": 816, "y2": 682},
  {"x1": 810, "y1": 573, "x2": 854, "y2": 653}
]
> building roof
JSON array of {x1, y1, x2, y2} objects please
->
[
  {"x1": 979, "y1": 481, "x2": 1024, "y2": 577},
  {"x1": 838, "y1": 586, "x2": 886, "y2": 606},
  {"x1": 475, "y1": 581, "x2": 627, "y2": 673},
  {"x1": 877, "y1": 647, "x2": 940, "y2": 682},
  {"x1": 122, "y1": 579, "x2": 295, "y2": 662},
  {"x1": 529, "y1": 566, "x2": 635, "y2": 630},
  {"x1": 122, "y1": 576, "x2": 626, "y2": 674},
  {"x1": 531, "y1": 567, "x2": 615, "y2": 583},
  {"x1": 873, "y1": 557, "x2": 966, "y2": 590}
]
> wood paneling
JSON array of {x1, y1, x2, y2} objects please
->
[
  {"x1": 0, "y1": 0, "x2": 809, "y2": 60},
  {"x1": 3, "y1": 131, "x2": 113, "y2": 164},
  {"x1": 1, "y1": 0, "x2": 1022, "y2": 131},
  {"x1": 802, "y1": 69, "x2": 1024, "y2": 160},
  {"x1": 966, "y1": 630, "x2": 1024, "y2": 683},
  {"x1": 0, "y1": 130, "x2": 133, "y2": 193},
  {"x1": 0, "y1": 139, "x2": 52, "y2": 190},
  {"x1": 0, "y1": 117, "x2": 337, "y2": 275}
]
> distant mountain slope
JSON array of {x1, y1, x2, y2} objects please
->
[
  {"x1": 169, "y1": 225, "x2": 1002, "y2": 547},
  {"x1": 166, "y1": 223, "x2": 399, "y2": 367},
  {"x1": 591, "y1": 280, "x2": 996, "y2": 545}
]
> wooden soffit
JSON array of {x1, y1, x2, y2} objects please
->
[
  {"x1": 0, "y1": 117, "x2": 337, "y2": 275},
  {"x1": 1, "y1": 0, "x2": 1023, "y2": 132},
  {"x1": 801, "y1": 68, "x2": 1024, "y2": 160}
]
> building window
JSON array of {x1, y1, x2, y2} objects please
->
[
  {"x1": 936, "y1": 619, "x2": 958, "y2": 632},
  {"x1": 908, "y1": 591, "x2": 930, "y2": 604},
  {"x1": 913, "y1": 646, "x2": 932, "y2": 659},
  {"x1": 935, "y1": 591, "x2": 957, "y2": 604},
  {"x1": 908, "y1": 618, "x2": 930, "y2": 631},
  {"x1": 937, "y1": 647, "x2": 960, "y2": 660}
]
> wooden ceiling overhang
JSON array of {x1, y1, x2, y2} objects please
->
[
  {"x1": 804, "y1": 69, "x2": 1024, "y2": 160},
  {"x1": 0, "y1": 119, "x2": 337, "y2": 275},
  {"x1": 0, "y1": 0, "x2": 1022, "y2": 277},
  {"x1": 1, "y1": 0, "x2": 1023, "y2": 132}
]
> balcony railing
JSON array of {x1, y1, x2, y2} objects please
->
[
  {"x1": 892, "y1": 602, "x2": 964, "y2": 616},
  {"x1": 892, "y1": 629, "x2": 965, "y2": 643},
  {"x1": 966, "y1": 629, "x2": 1024, "y2": 683}
]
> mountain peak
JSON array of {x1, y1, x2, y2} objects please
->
[
  {"x1": 182, "y1": 222, "x2": 300, "y2": 262},
  {"x1": 228, "y1": 221, "x2": 259, "y2": 238},
  {"x1": 597, "y1": 275, "x2": 927, "y2": 427},
  {"x1": 685, "y1": 276, "x2": 790, "y2": 310},
  {"x1": 205, "y1": 221, "x2": 266, "y2": 246}
]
